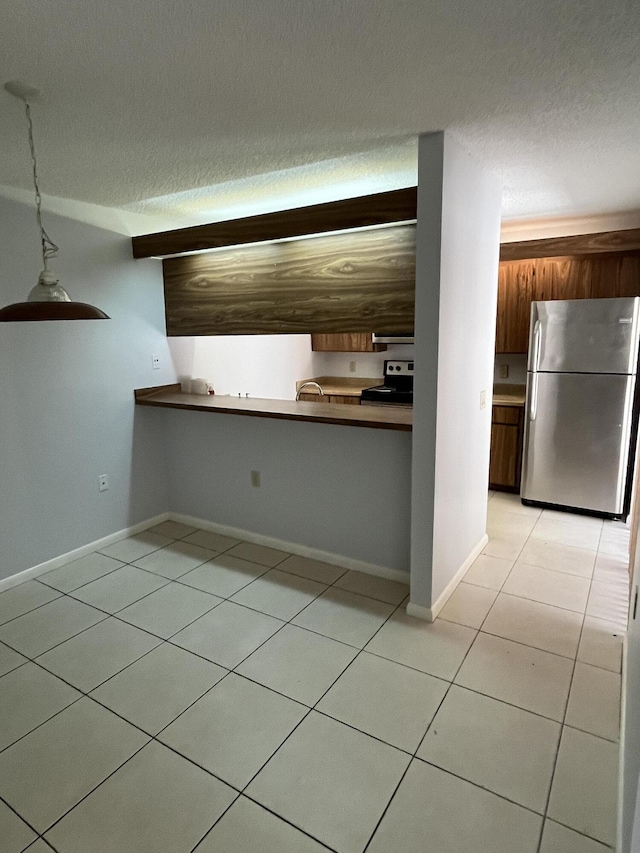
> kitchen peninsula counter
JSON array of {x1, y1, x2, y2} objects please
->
[
  {"x1": 135, "y1": 385, "x2": 412, "y2": 431},
  {"x1": 493, "y1": 383, "x2": 526, "y2": 407}
]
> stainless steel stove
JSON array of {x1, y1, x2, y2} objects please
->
[{"x1": 361, "y1": 360, "x2": 414, "y2": 406}]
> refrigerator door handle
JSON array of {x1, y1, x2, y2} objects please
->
[
  {"x1": 532, "y1": 319, "x2": 542, "y2": 372},
  {"x1": 529, "y1": 373, "x2": 539, "y2": 422}
]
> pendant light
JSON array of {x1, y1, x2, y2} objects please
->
[{"x1": 0, "y1": 81, "x2": 109, "y2": 321}]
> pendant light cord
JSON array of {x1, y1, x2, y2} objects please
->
[{"x1": 24, "y1": 100, "x2": 58, "y2": 271}]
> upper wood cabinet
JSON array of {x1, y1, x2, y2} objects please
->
[
  {"x1": 311, "y1": 333, "x2": 387, "y2": 353},
  {"x1": 495, "y1": 253, "x2": 640, "y2": 353}
]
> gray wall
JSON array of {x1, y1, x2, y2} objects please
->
[
  {"x1": 164, "y1": 409, "x2": 412, "y2": 572},
  {"x1": 411, "y1": 132, "x2": 501, "y2": 609},
  {"x1": 0, "y1": 196, "x2": 174, "y2": 580}
]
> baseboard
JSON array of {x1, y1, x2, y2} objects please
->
[
  {"x1": 169, "y1": 512, "x2": 410, "y2": 584},
  {"x1": 618, "y1": 632, "x2": 628, "y2": 853},
  {"x1": 405, "y1": 533, "x2": 489, "y2": 622},
  {"x1": 0, "y1": 512, "x2": 170, "y2": 593}
]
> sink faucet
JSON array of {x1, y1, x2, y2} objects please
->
[{"x1": 296, "y1": 381, "x2": 324, "y2": 401}]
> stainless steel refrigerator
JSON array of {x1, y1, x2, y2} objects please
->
[{"x1": 521, "y1": 297, "x2": 640, "y2": 517}]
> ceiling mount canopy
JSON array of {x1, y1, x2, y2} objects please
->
[{"x1": 0, "y1": 80, "x2": 109, "y2": 322}]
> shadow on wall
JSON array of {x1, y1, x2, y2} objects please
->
[{"x1": 128, "y1": 407, "x2": 171, "y2": 528}]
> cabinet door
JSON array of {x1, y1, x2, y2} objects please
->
[
  {"x1": 297, "y1": 393, "x2": 322, "y2": 402},
  {"x1": 495, "y1": 262, "x2": 535, "y2": 353},
  {"x1": 489, "y1": 423, "x2": 520, "y2": 490},
  {"x1": 311, "y1": 334, "x2": 387, "y2": 352}
]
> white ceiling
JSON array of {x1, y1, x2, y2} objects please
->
[{"x1": 1, "y1": 0, "x2": 639, "y2": 231}]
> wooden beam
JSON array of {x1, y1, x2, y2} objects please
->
[
  {"x1": 500, "y1": 228, "x2": 640, "y2": 261},
  {"x1": 131, "y1": 187, "x2": 417, "y2": 259}
]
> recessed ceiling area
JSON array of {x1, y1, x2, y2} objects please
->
[{"x1": 1, "y1": 0, "x2": 639, "y2": 230}]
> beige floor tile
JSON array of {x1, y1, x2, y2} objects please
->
[
  {"x1": 99, "y1": 531, "x2": 173, "y2": 563},
  {"x1": 0, "y1": 798, "x2": 37, "y2": 853},
  {"x1": 0, "y1": 698, "x2": 148, "y2": 833},
  {"x1": 0, "y1": 596, "x2": 105, "y2": 658},
  {"x1": 540, "y1": 509, "x2": 603, "y2": 530},
  {"x1": 317, "y1": 651, "x2": 448, "y2": 752},
  {"x1": 565, "y1": 662, "x2": 621, "y2": 741},
  {"x1": 503, "y1": 563, "x2": 590, "y2": 612},
  {"x1": 483, "y1": 533, "x2": 528, "y2": 561},
  {"x1": 367, "y1": 758, "x2": 542, "y2": 853},
  {"x1": 464, "y1": 554, "x2": 514, "y2": 590},
  {"x1": 578, "y1": 617, "x2": 623, "y2": 673},
  {"x1": 598, "y1": 527, "x2": 630, "y2": 558},
  {"x1": 277, "y1": 553, "x2": 348, "y2": 584},
  {"x1": 147, "y1": 520, "x2": 198, "y2": 540},
  {"x1": 230, "y1": 569, "x2": 326, "y2": 620},
  {"x1": 179, "y1": 553, "x2": 269, "y2": 598},
  {"x1": 0, "y1": 581, "x2": 60, "y2": 626},
  {"x1": 333, "y1": 570, "x2": 409, "y2": 604},
  {"x1": 0, "y1": 640, "x2": 27, "y2": 677},
  {"x1": 487, "y1": 508, "x2": 538, "y2": 537},
  {"x1": 36, "y1": 617, "x2": 160, "y2": 692},
  {"x1": 92, "y1": 642, "x2": 226, "y2": 734},
  {"x1": 0, "y1": 662, "x2": 80, "y2": 751},
  {"x1": 132, "y1": 541, "x2": 217, "y2": 579},
  {"x1": 46, "y1": 741, "x2": 236, "y2": 853},
  {"x1": 517, "y1": 538, "x2": 596, "y2": 578},
  {"x1": 247, "y1": 711, "x2": 409, "y2": 853},
  {"x1": 418, "y1": 685, "x2": 560, "y2": 812},
  {"x1": 117, "y1": 582, "x2": 222, "y2": 639},
  {"x1": 539, "y1": 819, "x2": 610, "y2": 852},
  {"x1": 171, "y1": 600, "x2": 284, "y2": 669},
  {"x1": 226, "y1": 542, "x2": 289, "y2": 567},
  {"x1": 455, "y1": 633, "x2": 573, "y2": 720},
  {"x1": 593, "y1": 552, "x2": 629, "y2": 586},
  {"x1": 182, "y1": 529, "x2": 241, "y2": 552},
  {"x1": 482, "y1": 593, "x2": 583, "y2": 658},
  {"x1": 548, "y1": 726, "x2": 618, "y2": 846},
  {"x1": 160, "y1": 673, "x2": 306, "y2": 788},
  {"x1": 438, "y1": 583, "x2": 497, "y2": 629},
  {"x1": 530, "y1": 518, "x2": 601, "y2": 551},
  {"x1": 194, "y1": 796, "x2": 327, "y2": 852},
  {"x1": 292, "y1": 587, "x2": 394, "y2": 648},
  {"x1": 39, "y1": 553, "x2": 124, "y2": 593},
  {"x1": 70, "y1": 565, "x2": 169, "y2": 613},
  {"x1": 489, "y1": 494, "x2": 542, "y2": 517},
  {"x1": 25, "y1": 841, "x2": 56, "y2": 852},
  {"x1": 366, "y1": 611, "x2": 476, "y2": 681},
  {"x1": 587, "y1": 580, "x2": 629, "y2": 628},
  {"x1": 237, "y1": 624, "x2": 358, "y2": 705}
]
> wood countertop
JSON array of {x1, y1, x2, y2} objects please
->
[
  {"x1": 135, "y1": 385, "x2": 412, "y2": 431},
  {"x1": 493, "y1": 384, "x2": 526, "y2": 407},
  {"x1": 295, "y1": 376, "x2": 381, "y2": 396}
]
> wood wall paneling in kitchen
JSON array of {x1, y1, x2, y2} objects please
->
[{"x1": 162, "y1": 224, "x2": 416, "y2": 337}]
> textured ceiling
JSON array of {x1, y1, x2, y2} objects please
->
[{"x1": 1, "y1": 0, "x2": 639, "y2": 227}]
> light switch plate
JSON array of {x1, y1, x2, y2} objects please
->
[{"x1": 499, "y1": 364, "x2": 509, "y2": 379}]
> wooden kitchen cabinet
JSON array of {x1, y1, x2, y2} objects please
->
[
  {"x1": 311, "y1": 333, "x2": 387, "y2": 353},
  {"x1": 297, "y1": 392, "x2": 361, "y2": 404},
  {"x1": 495, "y1": 254, "x2": 640, "y2": 353},
  {"x1": 489, "y1": 405, "x2": 525, "y2": 492}
]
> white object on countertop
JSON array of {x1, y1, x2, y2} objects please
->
[{"x1": 191, "y1": 378, "x2": 211, "y2": 395}]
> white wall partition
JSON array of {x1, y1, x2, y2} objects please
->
[
  {"x1": 409, "y1": 132, "x2": 501, "y2": 617},
  {"x1": 0, "y1": 196, "x2": 174, "y2": 580}
]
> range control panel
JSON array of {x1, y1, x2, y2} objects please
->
[{"x1": 384, "y1": 360, "x2": 414, "y2": 377}]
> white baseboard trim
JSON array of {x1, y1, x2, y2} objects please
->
[
  {"x1": 170, "y1": 512, "x2": 410, "y2": 584},
  {"x1": 617, "y1": 632, "x2": 628, "y2": 853},
  {"x1": 405, "y1": 533, "x2": 489, "y2": 622},
  {"x1": 0, "y1": 513, "x2": 170, "y2": 593}
]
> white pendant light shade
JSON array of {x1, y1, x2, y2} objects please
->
[{"x1": 0, "y1": 80, "x2": 109, "y2": 322}]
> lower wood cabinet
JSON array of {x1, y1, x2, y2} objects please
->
[
  {"x1": 489, "y1": 405, "x2": 525, "y2": 492},
  {"x1": 311, "y1": 334, "x2": 387, "y2": 353},
  {"x1": 298, "y1": 393, "x2": 361, "y2": 404}
]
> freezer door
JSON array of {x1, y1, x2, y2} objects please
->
[
  {"x1": 528, "y1": 297, "x2": 640, "y2": 374},
  {"x1": 521, "y1": 371, "x2": 635, "y2": 514}
]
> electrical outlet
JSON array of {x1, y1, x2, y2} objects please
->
[
  {"x1": 98, "y1": 474, "x2": 109, "y2": 492},
  {"x1": 499, "y1": 364, "x2": 509, "y2": 379},
  {"x1": 349, "y1": 361, "x2": 356, "y2": 373},
  {"x1": 480, "y1": 390, "x2": 487, "y2": 410},
  {"x1": 152, "y1": 354, "x2": 160, "y2": 370},
  {"x1": 250, "y1": 470, "x2": 261, "y2": 488}
]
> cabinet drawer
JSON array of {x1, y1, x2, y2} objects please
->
[{"x1": 492, "y1": 406, "x2": 521, "y2": 425}]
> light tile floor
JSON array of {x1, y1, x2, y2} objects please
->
[{"x1": 0, "y1": 496, "x2": 627, "y2": 852}]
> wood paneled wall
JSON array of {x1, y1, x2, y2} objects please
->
[{"x1": 162, "y1": 224, "x2": 416, "y2": 337}]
